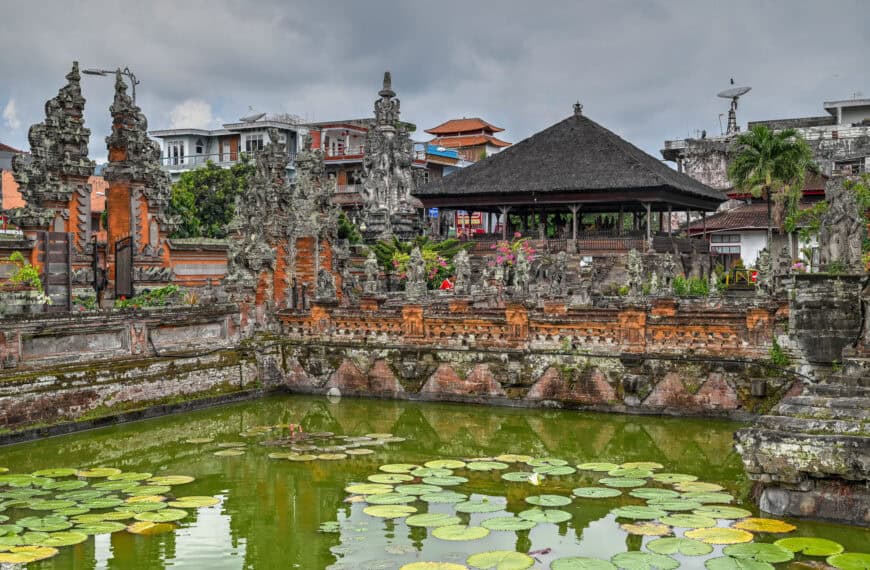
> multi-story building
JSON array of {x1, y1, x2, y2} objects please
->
[
  {"x1": 425, "y1": 117, "x2": 511, "y2": 162},
  {"x1": 149, "y1": 113, "x2": 307, "y2": 181}
]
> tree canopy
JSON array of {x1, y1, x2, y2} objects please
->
[{"x1": 168, "y1": 159, "x2": 255, "y2": 239}]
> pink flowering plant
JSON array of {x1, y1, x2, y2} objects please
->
[
  {"x1": 371, "y1": 237, "x2": 470, "y2": 289},
  {"x1": 390, "y1": 249, "x2": 450, "y2": 287},
  {"x1": 791, "y1": 261, "x2": 808, "y2": 273},
  {"x1": 489, "y1": 233, "x2": 536, "y2": 267}
]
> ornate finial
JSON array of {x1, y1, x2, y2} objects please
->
[
  {"x1": 67, "y1": 61, "x2": 81, "y2": 83},
  {"x1": 114, "y1": 69, "x2": 127, "y2": 95},
  {"x1": 574, "y1": 101, "x2": 583, "y2": 116},
  {"x1": 379, "y1": 71, "x2": 395, "y2": 98}
]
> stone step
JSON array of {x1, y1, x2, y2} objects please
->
[
  {"x1": 804, "y1": 383, "x2": 870, "y2": 398},
  {"x1": 756, "y1": 415, "x2": 868, "y2": 436},
  {"x1": 776, "y1": 403, "x2": 870, "y2": 421}
]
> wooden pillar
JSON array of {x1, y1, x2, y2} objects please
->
[
  {"x1": 618, "y1": 204, "x2": 624, "y2": 236},
  {"x1": 570, "y1": 204, "x2": 580, "y2": 241},
  {"x1": 702, "y1": 211, "x2": 707, "y2": 237},
  {"x1": 644, "y1": 202, "x2": 652, "y2": 249},
  {"x1": 667, "y1": 204, "x2": 673, "y2": 236},
  {"x1": 499, "y1": 205, "x2": 511, "y2": 240}
]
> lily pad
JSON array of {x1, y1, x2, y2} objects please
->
[
  {"x1": 524, "y1": 494, "x2": 572, "y2": 507},
  {"x1": 23, "y1": 530, "x2": 88, "y2": 547},
  {"x1": 494, "y1": 454, "x2": 533, "y2": 463},
  {"x1": 76, "y1": 467, "x2": 122, "y2": 478},
  {"x1": 31, "y1": 468, "x2": 76, "y2": 478},
  {"x1": 455, "y1": 499, "x2": 506, "y2": 514},
  {"x1": 533, "y1": 465, "x2": 577, "y2": 476},
  {"x1": 93, "y1": 481, "x2": 137, "y2": 491},
  {"x1": 368, "y1": 473, "x2": 414, "y2": 484},
  {"x1": 399, "y1": 563, "x2": 468, "y2": 570},
  {"x1": 345, "y1": 448, "x2": 374, "y2": 456},
  {"x1": 213, "y1": 449, "x2": 245, "y2": 457},
  {"x1": 611, "y1": 551, "x2": 679, "y2": 570},
  {"x1": 732, "y1": 518, "x2": 796, "y2": 533},
  {"x1": 526, "y1": 458, "x2": 568, "y2": 467},
  {"x1": 365, "y1": 433, "x2": 392, "y2": 439},
  {"x1": 18, "y1": 516, "x2": 72, "y2": 532},
  {"x1": 108, "y1": 472, "x2": 152, "y2": 482},
  {"x1": 692, "y1": 505, "x2": 753, "y2": 520},
  {"x1": 56, "y1": 489, "x2": 106, "y2": 501},
  {"x1": 411, "y1": 468, "x2": 454, "y2": 478},
  {"x1": 647, "y1": 499, "x2": 703, "y2": 512},
  {"x1": 80, "y1": 498, "x2": 125, "y2": 509},
  {"x1": 573, "y1": 487, "x2": 622, "y2": 499},
  {"x1": 684, "y1": 527, "x2": 753, "y2": 545},
  {"x1": 827, "y1": 553, "x2": 870, "y2": 570},
  {"x1": 621, "y1": 462, "x2": 664, "y2": 470},
  {"x1": 318, "y1": 453, "x2": 348, "y2": 461},
  {"x1": 424, "y1": 460, "x2": 467, "y2": 470},
  {"x1": 345, "y1": 483, "x2": 394, "y2": 495},
  {"x1": 396, "y1": 484, "x2": 443, "y2": 496},
  {"x1": 0, "y1": 525, "x2": 22, "y2": 537},
  {"x1": 652, "y1": 473, "x2": 698, "y2": 484},
  {"x1": 74, "y1": 522, "x2": 127, "y2": 535},
  {"x1": 600, "y1": 478, "x2": 647, "y2": 488},
  {"x1": 659, "y1": 514, "x2": 717, "y2": 528},
  {"x1": 167, "y1": 496, "x2": 221, "y2": 508},
  {"x1": 365, "y1": 493, "x2": 416, "y2": 505},
  {"x1": 480, "y1": 516, "x2": 536, "y2": 531},
  {"x1": 148, "y1": 475, "x2": 194, "y2": 486},
  {"x1": 379, "y1": 463, "x2": 420, "y2": 474},
  {"x1": 420, "y1": 491, "x2": 467, "y2": 504},
  {"x1": 42, "y1": 480, "x2": 88, "y2": 491},
  {"x1": 122, "y1": 502, "x2": 168, "y2": 513},
  {"x1": 608, "y1": 468, "x2": 653, "y2": 478},
  {"x1": 723, "y1": 543, "x2": 794, "y2": 563},
  {"x1": 126, "y1": 521, "x2": 176, "y2": 535},
  {"x1": 518, "y1": 508, "x2": 571, "y2": 523},
  {"x1": 363, "y1": 505, "x2": 417, "y2": 518},
  {"x1": 577, "y1": 462, "x2": 620, "y2": 472},
  {"x1": 611, "y1": 506, "x2": 667, "y2": 520},
  {"x1": 0, "y1": 546, "x2": 59, "y2": 564},
  {"x1": 674, "y1": 482, "x2": 724, "y2": 493},
  {"x1": 647, "y1": 537, "x2": 713, "y2": 556},
  {"x1": 126, "y1": 485, "x2": 172, "y2": 496},
  {"x1": 133, "y1": 509, "x2": 188, "y2": 523},
  {"x1": 0, "y1": 475, "x2": 42, "y2": 487},
  {"x1": 619, "y1": 522, "x2": 672, "y2": 536},
  {"x1": 184, "y1": 438, "x2": 213, "y2": 444},
  {"x1": 29, "y1": 500, "x2": 78, "y2": 511},
  {"x1": 467, "y1": 550, "x2": 534, "y2": 569},
  {"x1": 423, "y1": 476, "x2": 469, "y2": 486},
  {"x1": 432, "y1": 524, "x2": 490, "y2": 541},
  {"x1": 405, "y1": 513, "x2": 462, "y2": 528},
  {"x1": 500, "y1": 472, "x2": 533, "y2": 483},
  {"x1": 630, "y1": 489, "x2": 680, "y2": 500},
  {"x1": 287, "y1": 454, "x2": 316, "y2": 461},
  {"x1": 681, "y1": 492, "x2": 735, "y2": 504},
  {"x1": 704, "y1": 557, "x2": 774, "y2": 570},
  {"x1": 774, "y1": 538, "x2": 844, "y2": 557},
  {"x1": 467, "y1": 461, "x2": 510, "y2": 472},
  {"x1": 51, "y1": 506, "x2": 90, "y2": 517},
  {"x1": 551, "y1": 557, "x2": 617, "y2": 570},
  {"x1": 216, "y1": 442, "x2": 246, "y2": 448}
]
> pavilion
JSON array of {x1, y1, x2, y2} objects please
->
[{"x1": 413, "y1": 104, "x2": 726, "y2": 251}]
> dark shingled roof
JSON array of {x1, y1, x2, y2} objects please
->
[{"x1": 413, "y1": 112, "x2": 726, "y2": 207}]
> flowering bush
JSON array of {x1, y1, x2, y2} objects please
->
[
  {"x1": 489, "y1": 234, "x2": 536, "y2": 267},
  {"x1": 791, "y1": 261, "x2": 808, "y2": 273},
  {"x1": 390, "y1": 249, "x2": 450, "y2": 288}
]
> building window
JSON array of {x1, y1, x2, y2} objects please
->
[
  {"x1": 710, "y1": 234, "x2": 740, "y2": 244},
  {"x1": 245, "y1": 134, "x2": 264, "y2": 154},
  {"x1": 195, "y1": 139, "x2": 204, "y2": 154},
  {"x1": 835, "y1": 158, "x2": 866, "y2": 175},
  {"x1": 167, "y1": 140, "x2": 184, "y2": 165}
]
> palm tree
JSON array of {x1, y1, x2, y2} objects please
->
[{"x1": 727, "y1": 125, "x2": 817, "y2": 246}]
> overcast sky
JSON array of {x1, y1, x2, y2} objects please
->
[{"x1": 1, "y1": 0, "x2": 869, "y2": 163}]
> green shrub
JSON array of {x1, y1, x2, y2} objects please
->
[
  {"x1": 768, "y1": 337, "x2": 791, "y2": 369},
  {"x1": 115, "y1": 285, "x2": 179, "y2": 309},
  {"x1": 672, "y1": 275, "x2": 688, "y2": 296},
  {"x1": 617, "y1": 285, "x2": 629, "y2": 296}
]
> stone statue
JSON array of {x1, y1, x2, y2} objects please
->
[
  {"x1": 513, "y1": 250, "x2": 531, "y2": 296},
  {"x1": 649, "y1": 271, "x2": 660, "y2": 296},
  {"x1": 688, "y1": 240, "x2": 703, "y2": 280},
  {"x1": 627, "y1": 249, "x2": 643, "y2": 297},
  {"x1": 545, "y1": 251, "x2": 569, "y2": 297},
  {"x1": 363, "y1": 251, "x2": 380, "y2": 295},
  {"x1": 708, "y1": 270, "x2": 721, "y2": 297},
  {"x1": 660, "y1": 252, "x2": 677, "y2": 291},
  {"x1": 316, "y1": 268, "x2": 337, "y2": 303},
  {"x1": 453, "y1": 249, "x2": 471, "y2": 295},
  {"x1": 406, "y1": 246, "x2": 427, "y2": 300},
  {"x1": 819, "y1": 178, "x2": 863, "y2": 272},
  {"x1": 756, "y1": 248, "x2": 774, "y2": 297},
  {"x1": 340, "y1": 264, "x2": 356, "y2": 306}
]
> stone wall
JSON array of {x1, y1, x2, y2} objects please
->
[{"x1": 789, "y1": 273, "x2": 863, "y2": 364}]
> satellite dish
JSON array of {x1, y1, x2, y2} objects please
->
[
  {"x1": 240, "y1": 111, "x2": 266, "y2": 123},
  {"x1": 717, "y1": 86, "x2": 752, "y2": 99}
]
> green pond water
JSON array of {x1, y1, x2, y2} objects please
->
[{"x1": 0, "y1": 394, "x2": 866, "y2": 569}]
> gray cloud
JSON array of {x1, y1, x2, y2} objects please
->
[{"x1": 1, "y1": 0, "x2": 868, "y2": 162}]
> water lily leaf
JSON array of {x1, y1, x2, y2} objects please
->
[
  {"x1": 365, "y1": 493, "x2": 416, "y2": 505},
  {"x1": 732, "y1": 518, "x2": 796, "y2": 533},
  {"x1": 80, "y1": 498, "x2": 125, "y2": 509},
  {"x1": 467, "y1": 461, "x2": 510, "y2": 472},
  {"x1": 692, "y1": 506, "x2": 752, "y2": 520},
  {"x1": 108, "y1": 472, "x2": 152, "y2": 482},
  {"x1": 76, "y1": 468, "x2": 122, "y2": 478},
  {"x1": 0, "y1": 546, "x2": 58, "y2": 564},
  {"x1": 184, "y1": 438, "x2": 213, "y2": 444},
  {"x1": 608, "y1": 468, "x2": 654, "y2": 478},
  {"x1": 681, "y1": 492, "x2": 734, "y2": 504},
  {"x1": 573, "y1": 487, "x2": 622, "y2": 499},
  {"x1": 148, "y1": 475, "x2": 194, "y2": 486},
  {"x1": 674, "y1": 482, "x2": 724, "y2": 493},
  {"x1": 216, "y1": 442, "x2": 246, "y2": 448},
  {"x1": 93, "y1": 481, "x2": 138, "y2": 491},
  {"x1": 600, "y1": 478, "x2": 647, "y2": 488},
  {"x1": 659, "y1": 514, "x2": 717, "y2": 528},
  {"x1": 368, "y1": 473, "x2": 414, "y2": 484},
  {"x1": 526, "y1": 458, "x2": 568, "y2": 467},
  {"x1": 551, "y1": 557, "x2": 617, "y2": 570},
  {"x1": 611, "y1": 551, "x2": 679, "y2": 570},
  {"x1": 467, "y1": 550, "x2": 534, "y2": 569},
  {"x1": 0, "y1": 525, "x2": 22, "y2": 537},
  {"x1": 345, "y1": 448, "x2": 375, "y2": 455},
  {"x1": 126, "y1": 521, "x2": 176, "y2": 535},
  {"x1": 630, "y1": 489, "x2": 680, "y2": 500},
  {"x1": 362, "y1": 505, "x2": 417, "y2": 518},
  {"x1": 405, "y1": 513, "x2": 462, "y2": 528},
  {"x1": 42, "y1": 480, "x2": 88, "y2": 491},
  {"x1": 318, "y1": 453, "x2": 348, "y2": 461},
  {"x1": 399, "y1": 562, "x2": 468, "y2": 570},
  {"x1": 723, "y1": 543, "x2": 794, "y2": 563},
  {"x1": 533, "y1": 465, "x2": 577, "y2": 476},
  {"x1": 646, "y1": 499, "x2": 703, "y2": 512},
  {"x1": 611, "y1": 506, "x2": 667, "y2": 520},
  {"x1": 424, "y1": 460, "x2": 467, "y2": 470},
  {"x1": 455, "y1": 499, "x2": 506, "y2": 514},
  {"x1": 518, "y1": 508, "x2": 571, "y2": 523},
  {"x1": 31, "y1": 468, "x2": 76, "y2": 478},
  {"x1": 420, "y1": 491, "x2": 467, "y2": 504},
  {"x1": 774, "y1": 538, "x2": 844, "y2": 557},
  {"x1": 621, "y1": 462, "x2": 664, "y2": 470},
  {"x1": 268, "y1": 452, "x2": 297, "y2": 460},
  {"x1": 647, "y1": 537, "x2": 713, "y2": 556},
  {"x1": 74, "y1": 522, "x2": 126, "y2": 535},
  {"x1": 524, "y1": 494, "x2": 572, "y2": 507},
  {"x1": 125, "y1": 485, "x2": 172, "y2": 496},
  {"x1": 684, "y1": 527, "x2": 753, "y2": 545},
  {"x1": 422, "y1": 476, "x2": 469, "y2": 486},
  {"x1": 28, "y1": 500, "x2": 78, "y2": 511},
  {"x1": 826, "y1": 553, "x2": 870, "y2": 570},
  {"x1": 121, "y1": 502, "x2": 168, "y2": 513},
  {"x1": 133, "y1": 509, "x2": 188, "y2": 523},
  {"x1": 168, "y1": 496, "x2": 220, "y2": 508},
  {"x1": 500, "y1": 472, "x2": 533, "y2": 482},
  {"x1": 432, "y1": 524, "x2": 490, "y2": 541},
  {"x1": 704, "y1": 557, "x2": 774, "y2": 570},
  {"x1": 652, "y1": 473, "x2": 698, "y2": 484},
  {"x1": 396, "y1": 484, "x2": 443, "y2": 496},
  {"x1": 494, "y1": 454, "x2": 533, "y2": 463},
  {"x1": 18, "y1": 516, "x2": 72, "y2": 532},
  {"x1": 23, "y1": 530, "x2": 88, "y2": 547},
  {"x1": 0, "y1": 475, "x2": 42, "y2": 487},
  {"x1": 0, "y1": 536, "x2": 23, "y2": 547},
  {"x1": 318, "y1": 521, "x2": 340, "y2": 533},
  {"x1": 365, "y1": 433, "x2": 392, "y2": 439},
  {"x1": 213, "y1": 449, "x2": 245, "y2": 457},
  {"x1": 75, "y1": 513, "x2": 129, "y2": 524},
  {"x1": 56, "y1": 489, "x2": 107, "y2": 501},
  {"x1": 345, "y1": 483, "x2": 394, "y2": 495},
  {"x1": 480, "y1": 517, "x2": 536, "y2": 531},
  {"x1": 1, "y1": 489, "x2": 48, "y2": 498},
  {"x1": 577, "y1": 462, "x2": 620, "y2": 472},
  {"x1": 287, "y1": 454, "x2": 316, "y2": 461},
  {"x1": 411, "y1": 468, "x2": 453, "y2": 478},
  {"x1": 379, "y1": 464, "x2": 420, "y2": 474},
  {"x1": 619, "y1": 522, "x2": 672, "y2": 536}
]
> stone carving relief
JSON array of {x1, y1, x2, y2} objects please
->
[
  {"x1": 363, "y1": 251, "x2": 380, "y2": 295},
  {"x1": 627, "y1": 249, "x2": 643, "y2": 297},
  {"x1": 755, "y1": 248, "x2": 774, "y2": 297},
  {"x1": 405, "y1": 247, "x2": 427, "y2": 300},
  {"x1": 453, "y1": 249, "x2": 471, "y2": 295},
  {"x1": 819, "y1": 177, "x2": 863, "y2": 272}
]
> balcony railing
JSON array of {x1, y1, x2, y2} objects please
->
[
  {"x1": 323, "y1": 147, "x2": 427, "y2": 161},
  {"x1": 160, "y1": 151, "x2": 296, "y2": 169}
]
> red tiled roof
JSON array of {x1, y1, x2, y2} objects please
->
[
  {"x1": 429, "y1": 134, "x2": 512, "y2": 149},
  {"x1": 0, "y1": 143, "x2": 24, "y2": 154},
  {"x1": 2, "y1": 171, "x2": 108, "y2": 212},
  {"x1": 425, "y1": 118, "x2": 504, "y2": 135},
  {"x1": 687, "y1": 202, "x2": 813, "y2": 233}
]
